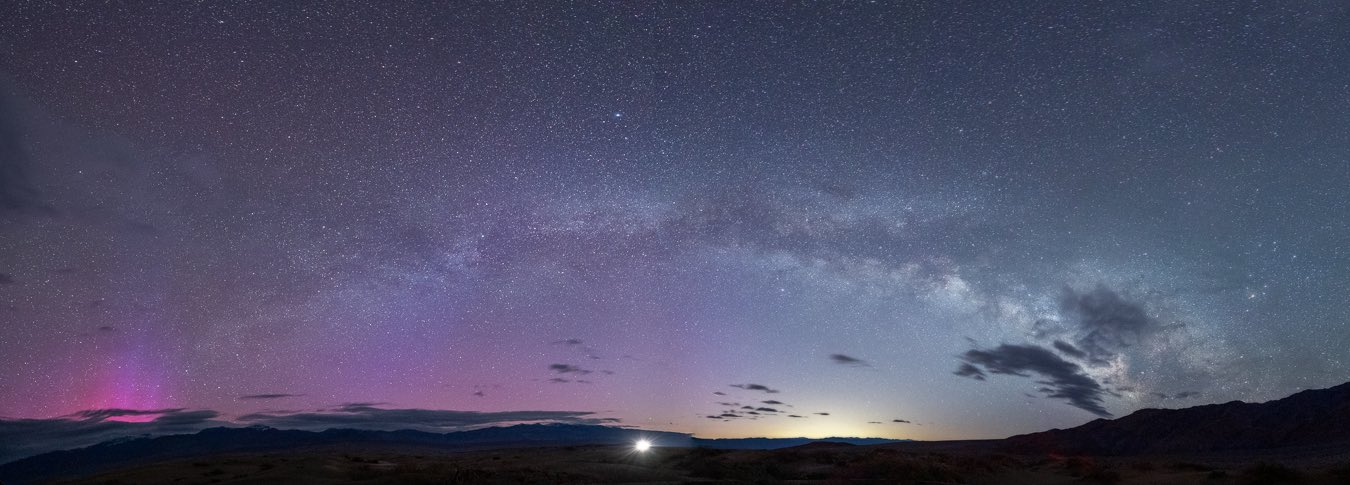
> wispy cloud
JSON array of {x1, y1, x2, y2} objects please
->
[
  {"x1": 829, "y1": 354, "x2": 870, "y2": 367},
  {"x1": 549, "y1": 364, "x2": 593, "y2": 375},
  {"x1": 955, "y1": 343, "x2": 1111, "y2": 417},
  {"x1": 236, "y1": 405, "x2": 606, "y2": 432},
  {"x1": 731, "y1": 383, "x2": 779, "y2": 393},
  {"x1": 238, "y1": 393, "x2": 303, "y2": 400},
  {"x1": 0, "y1": 408, "x2": 225, "y2": 463}
]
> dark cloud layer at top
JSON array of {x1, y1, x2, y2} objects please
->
[{"x1": 955, "y1": 343, "x2": 1111, "y2": 417}]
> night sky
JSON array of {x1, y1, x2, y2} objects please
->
[{"x1": 2, "y1": 1, "x2": 1348, "y2": 445}]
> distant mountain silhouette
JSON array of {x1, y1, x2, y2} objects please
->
[
  {"x1": 0, "y1": 423, "x2": 902, "y2": 484},
  {"x1": 1003, "y1": 381, "x2": 1350, "y2": 455},
  {"x1": 784, "y1": 441, "x2": 858, "y2": 450},
  {"x1": 693, "y1": 437, "x2": 900, "y2": 450}
]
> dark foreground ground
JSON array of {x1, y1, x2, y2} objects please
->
[{"x1": 39, "y1": 441, "x2": 1350, "y2": 484}]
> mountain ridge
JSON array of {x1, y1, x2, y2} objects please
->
[
  {"x1": 1002, "y1": 381, "x2": 1350, "y2": 455},
  {"x1": 0, "y1": 423, "x2": 904, "y2": 484}
]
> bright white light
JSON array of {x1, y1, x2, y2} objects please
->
[{"x1": 634, "y1": 439, "x2": 652, "y2": 452}]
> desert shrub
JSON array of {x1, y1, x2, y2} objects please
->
[
  {"x1": 1329, "y1": 462, "x2": 1350, "y2": 485},
  {"x1": 1063, "y1": 456, "x2": 1096, "y2": 476},
  {"x1": 961, "y1": 453, "x2": 1018, "y2": 473},
  {"x1": 1169, "y1": 461, "x2": 1215, "y2": 472},
  {"x1": 811, "y1": 450, "x2": 852, "y2": 466},
  {"x1": 1082, "y1": 466, "x2": 1122, "y2": 484},
  {"x1": 771, "y1": 450, "x2": 803, "y2": 463},
  {"x1": 1241, "y1": 462, "x2": 1302, "y2": 485},
  {"x1": 1130, "y1": 461, "x2": 1157, "y2": 471},
  {"x1": 838, "y1": 455, "x2": 964, "y2": 482}
]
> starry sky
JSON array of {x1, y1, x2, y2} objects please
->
[{"x1": 1, "y1": 1, "x2": 1348, "y2": 444}]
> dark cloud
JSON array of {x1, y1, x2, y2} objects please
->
[
  {"x1": 96, "y1": 325, "x2": 115, "y2": 332},
  {"x1": 1153, "y1": 391, "x2": 1201, "y2": 400},
  {"x1": 955, "y1": 343, "x2": 1112, "y2": 417},
  {"x1": 335, "y1": 402, "x2": 388, "y2": 410},
  {"x1": 731, "y1": 383, "x2": 779, "y2": 393},
  {"x1": 755, "y1": 407, "x2": 780, "y2": 413},
  {"x1": 151, "y1": 410, "x2": 221, "y2": 425},
  {"x1": 553, "y1": 338, "x2": 584, "y2": 346},
  {"x1": 761, "y1": 400, "x2": 784, "y2": 405},
  {"x1": 1052, "y1": 340, "x2": 1087, "y2": 360},
  {"x1": 1058, "y1": 285, "x2": 1168, "y2": 365},
  {"x1": 953, "y1": 362, "x2": 986, "y2": 380},
  {"x1": 548, "y1": 364, "x2": 592, "y2": 375},
  {"x1": 829, "y1": 354, "x2": 870, "y2": 366},
  {"x1": 67, "y1": 408, "x2": 186, "y2": 420},
  {"x1": 712, "y1": 391, "x2": 726, "y2": 396},
  {"x1": 719, "y1": 413, "x2": 739, "y2": 418},
  {"x1": 814, "y1": 412, "x2": 829, "y2": 416},
  {"x1": 238, "y1": 393, "x2": 303, "y2": 400},
  {"x1": 545, "y1": 377, "x2": 592, "y2": 384},
  {"x1": 0, "y1": 273, "x2": 13, "y2": 285},
  {"x1": 892, "y1": 419, "x2": 911, "y2": 423},
  {"x1": 788, "y1": 414, "x2": 805, "y2": 418},
  {"x1": 236, "y1": 406, "x2": 607, "y2": 432},
  {"x1": 472, "y1": 391, "x2": 485, "y2": 397},
  {"x1": 0, "y1": 408, "x2": 227, "y2": 463},
  {"x1": 868, "y1": 421, "x2": 883, "y2": 424}
]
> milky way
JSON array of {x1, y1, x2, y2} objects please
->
[{"x1": 1, "y1": 1, "x2": 1348, "y2": 444}]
